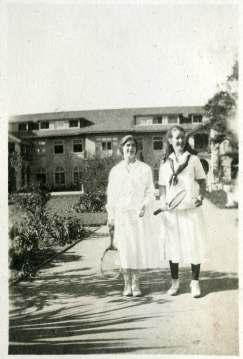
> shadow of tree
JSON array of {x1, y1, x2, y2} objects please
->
[{"x1": 9, "y1": 250, "x2": 238, "y2": 354}]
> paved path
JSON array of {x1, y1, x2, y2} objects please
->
[{"x1": 9, "y1": 199, "x2": 239, "y2": 355}]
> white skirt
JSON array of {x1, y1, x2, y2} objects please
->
[
  {"x1": 114, "y1": 206, "x2": 163, "y2": 269},
  {"x1": 160, "y1": 206, "x2": 207, "y2": 265}
]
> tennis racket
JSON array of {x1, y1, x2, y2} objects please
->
[
  {"x1": 153, "y1": 188, "x2": 186, "y2": 215},
  {"x1": 100, "y1": 225, "x2": 121, "y2": 279}
]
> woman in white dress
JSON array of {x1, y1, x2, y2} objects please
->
[
  {"x1": 106, "y1": 135, "x2": 162, "y2": 296},
  {"x1": 159, "y1": 126, "x2": 207, "y2": 298}
]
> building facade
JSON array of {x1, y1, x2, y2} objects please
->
[{"x1": 8, "y1": 106, "x2": 210, "y2": 191}]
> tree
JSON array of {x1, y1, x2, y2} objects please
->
[
  {"x1": 204, "y1": 59, "x2": 238, "y2": 143},
  {"x1": 8, "y1": 150, "x2": 23, "y2": 193},
  {"x1": 204, "y1": 59, "x2": 238, "y2": 191},
  {"x1": 78, "y1": 155, "x2": 120, "y2": 193}
]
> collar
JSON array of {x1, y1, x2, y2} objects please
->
[
  {"x1": 169, "y1": 151, "x2": 190, "y2": 163},
  {"x1": 121, "y1": 159, "x2": 138, "y2": 170}
]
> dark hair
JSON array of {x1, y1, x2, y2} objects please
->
[
  {"x1": 119, "y1": 135, "x2": 138, "y2": 156},
  {"x1": 163, "y1": 125, "x2": 197, "y2": 161}
]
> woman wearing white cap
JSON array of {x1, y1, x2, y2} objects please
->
[{"x1": 106, "y1": 135, "x2": 162, "y2": 296}]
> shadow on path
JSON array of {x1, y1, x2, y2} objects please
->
[{"x1": 9, "y1": 258, "x2": 238, "y2": 354}]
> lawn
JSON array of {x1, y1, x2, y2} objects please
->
[
  {"x1": 205, "y1": 190, "x2": 227, "y2": 209},
  {"x1": 9, "y1": 194, "x2": 107, "y2": 227}
]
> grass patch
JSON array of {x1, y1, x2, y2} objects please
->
[
  {"x1": 205, "y1": 190, "x2": 227, "y2": 208},
  {"x1": 9, "y1": 195, "x2": 107, "y2": 227}
]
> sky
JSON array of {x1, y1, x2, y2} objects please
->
[{"x1": 7, "y1": 2, "x2": 239, "y2": 115}]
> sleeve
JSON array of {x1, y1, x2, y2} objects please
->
[
  {"x1": 106, "y1": 168, "x2": 116, "y2": 221},
  {"x1": 142, "y1": 166, "x2": 155, "y2": 207},
  {"x1": 194, "y1": 156, "x2": 206, "y2": 180},
  {"x1": 158, "y1": 162, "x2": 167, "y2": 186}
]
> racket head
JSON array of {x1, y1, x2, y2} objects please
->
[
  {"x1": 167, "y1": 189, "x2": 186, "y2": 209},
  {"x1": 100, "y1": 247, "x2": 121, "y2": 279}
]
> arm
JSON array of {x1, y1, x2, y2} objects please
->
[
  {"x1": 194, "y1": 179, "x2": 206, "y2": 207},
  {"x1": 139, "y1": 167, "x2": 155, "y2": 217},
  {"x1": 106, "y1": 170, "x2": 116, "y2": 227},
  {"x1": 194, "y1": 157, "x2": 207, "y2": 207}
]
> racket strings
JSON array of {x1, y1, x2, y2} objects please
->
[
  {"x1": 168, "y1": 190, "x2": 186, "y2": 209},
  {"x1": 101, "y1": 249, "x2": 121, "y2": 279}
]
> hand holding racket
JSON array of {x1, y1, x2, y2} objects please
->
[
  {"x1": 100, "y1": 223, "x2": 121, "y2": 279},
  {"x1": 153, "y1": 189, "x2": 186, "y2": 215}
]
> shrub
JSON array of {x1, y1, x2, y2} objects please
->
[
  {"x1": 74, "y1": 191, "x2": 106, "y2": 213},
  {"x1": 11, "y1": 185, "x2": 51, "y2": 216},
  {"x1": 78, "y1": 155, "x2": 119, "y2": 193},
  {"x1": 47, "y1": 211, "x2": 87, "y2": 246},
  {"x1": 9, "y1": 187, "x2": 87, "y2": 280}
]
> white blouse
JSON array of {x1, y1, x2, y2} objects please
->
[
  {"x1": 159, "y1": 152, "x2": 206, "y2": 210},
  {"x1": 106, "y1": 160, "x2": 154, "y2": 221}
]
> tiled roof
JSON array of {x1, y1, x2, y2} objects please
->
[{"x1": 9, "y1": 106, "x2": 205, "y2": 137}]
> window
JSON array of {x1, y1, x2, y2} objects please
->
[
  {"x1": 168, "y1": 115, "x2": 178, "y2": 124},
  {"x1": 102, "y1": 141, "x2": 112, "y2": 151},
  {"x1": 135, "y1": 116, "x2": 153, "y2": 126},
  {"x1": 192, "y1": 114, "x2": 203, "y2": 123},
  {"x1": 54, "y1": 140, "x2": 64, "y2": 154},
  {"x1": 36, "y1": 141, "x2": 46, "y2": 154},
  {"x1": 194, "y1": 133, "x2": 209, "y2": 150},
  {"x1": 69, "y1": 120, "x2": 79, "y2": 128},
  {"x1": 36, "y1": 167, "x2": 47, "y2": 185},
  {"x1": 101, "y1": 138, "x2": 112, "y2": 154},
  {"x1": 179, "y1": 115, "x2": 192, "y2": 124},
  {"x1": 19, "y1": 123, "x2": 27, "y2": 131},
  {"x1": 96, "y1": 137, "x2": 117, "y2": 156},
  {"x1": 55, "y1": 167, "x2": 65, "y2": 185},
  {"x1": 28, "y1": 122, "x2": 39, "y2": 130},
  {"x1": 40, "y1": 121, "x2": 49, "y2": 129},
  {"x1": 73, "y1": 166, "x2": 82, "y2": 185},
  {"x1": 54, "y1": 121, "x2": 65, "y2": 129},
  {"x1": 153, "y1": 116, "x2": 163, "y2": 124},
  {"x1": 153, "y1": 137, "x2": 163, "y2": 151},
  {"x1": 73, "y1": 139, "x2": 83, "y2": 153}
]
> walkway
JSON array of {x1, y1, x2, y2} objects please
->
[{"x1": 9, "y1": 199, "x2": 239, "y2": 355}]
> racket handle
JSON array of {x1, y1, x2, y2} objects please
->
[{"x1": 153, "y1": 208, "x2": 163, "y2": 215}]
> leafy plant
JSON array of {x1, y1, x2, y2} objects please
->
[
  {"x1": 74, "y1": 191, "x2": 106, "y2": 213},
  {"x1": 78, "y1": 155, "x2": 119, "y2": 193}
]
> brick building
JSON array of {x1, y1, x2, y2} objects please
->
[{"x1": 8, "y1": 106, "x2": 210, "y2": 191}]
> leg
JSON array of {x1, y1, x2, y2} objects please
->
[
  {"x1": 167, "y1": 261, "x2": 180, "y2": 296},
  {"x1": 169, "y1": 260, "x2": 179, "y2": 279},
  {"x1": 131, "y1": 269, "x2": 142, "y2": 297},
  {"x1": 122, "y1": 269, "x2": 132, "y2": 296},
  {"x1": 190, "y1": 263, "x2": 201, "y2": 298},
  {"x1": 191, "y1": 264, "x2": 200, "y2": 280}
]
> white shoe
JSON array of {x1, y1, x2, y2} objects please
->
[
  {"x1": 123, "y1": 272, "x2": 132, "y2": 296},
  {"x1": 123, "y1": 284, "x2": 132, "y2": 296},
  {"x1": 167, "y1": 279, "x2": 179, "y2": 296},
  {"x1": 190, "y1": 280, "x2": 201, "y2": 298},
  {"x1": 132, "y1": 273, "x2": 142, "y2": 297}
]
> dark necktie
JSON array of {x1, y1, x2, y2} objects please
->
[{"x1": 168, "y1": 154, "x2": 191, "y2": 187}]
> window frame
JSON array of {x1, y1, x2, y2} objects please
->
[
  {"x1": 36, "y1": 140, "x2": 46, "y2": 155},
  {"x1": 40, "y1": 121, "x2": 50, "y2": 130},
  {"x1": 36, "y1": 167, "x2": 47, "y2": 185},
  {"x1": 54, "y1": 140, "x2": 64, "y2": 155},
  {"x1": 18, "y1": 123, "x2": 27, "y2": 131},
  {"x1": 54, "y1": 166, "x2": 65, "y2": 186},
  {"x1": 192, "y1": 114, "x2": 203, "y2": 123},
  {"x1": 73, "y1": 166, "x2": 82, "y2": 185},
  {"x1": 69, "y1": 120, "x2": 79, "y2": 128},
  {"x1": 152, "y1": 136, "x2": 163, "y2": 151},
  {"x1": 72, "y1": 139, "x2": 83, "y2": 153}
]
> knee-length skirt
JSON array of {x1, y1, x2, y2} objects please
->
[
  {"x1": 160, "y1": 206, "x2": 207, "y2": 265},
  {"x1": 114, "y1": 206, "x2": 163, "y2": 269}
]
